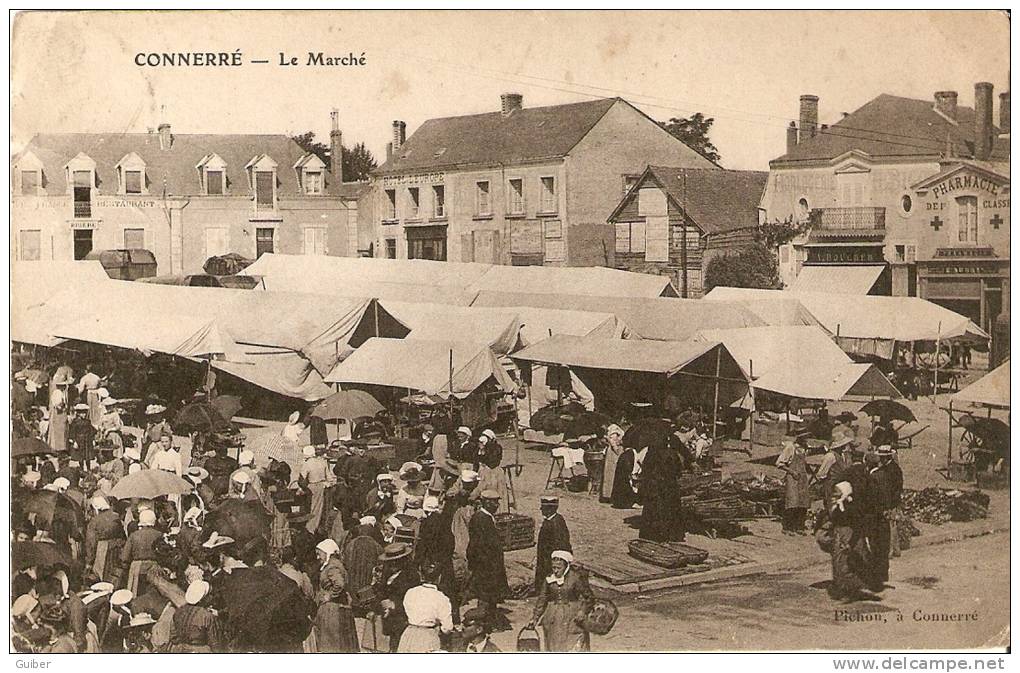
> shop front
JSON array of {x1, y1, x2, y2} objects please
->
[
  {"x1": 918, "y1": 250, "x2": 1009, "y2": 334},
  {"x1": 405, "y1": 224, "x2": 448, "y2": 261}
]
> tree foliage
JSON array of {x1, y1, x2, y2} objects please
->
[
  {"x1": 703, "y1": 242, "x2": 781, "y2": 292},
  {"x1": 756, "y1": 216, "x2": 806, "y2": 250},
  {"x1": 291, "y1": 132, "x2": 378, "y2": 182},
  {"x1": 658, "y1": 112, "x2": 721, "y2": 164}
]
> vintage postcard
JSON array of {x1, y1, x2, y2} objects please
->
[{"x1": 8, "y1": 9, "x2": 1011, "y2": 660}]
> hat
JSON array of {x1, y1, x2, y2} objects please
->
[
  {"x1": 185, "y1": 580, "x2": 211, "y2": 605},
  {"x1": 185, "y1": 466, "x2": 209, "y2": 483},
  {"x1": 23, "y1": 470, "x2": 41, "y2": 485},
  {"x1": 82, "y1": 582, "x2": 115, "y2": 606},
  {"x1": 101, "y1": 396, "x2": 119, "y2": 407},
  {"x1": 95, "y1": 387, "x2": 110, "y2": 399},
  {"x1": 402, "y1": 468, "x2": 422, "y2": 482},
  {"x1": 378, "y1": 542, "x2": 413, "y2": 562},
  {"x1": 127, "y1": 613, "x2": 157, "y2": 629},
  {"x1": 460, "y1": 469, "x2": 479, "y2": 483},
  {"x1": 183, "y1": 506, "x2": 204, "y2": 523},
  {"x1": 399, "y1": 461, "x2": 422, "y2": 475},
  {"x1": 288, "y1": 411, "x2": 301, "y2": 424},
  {"x1": 481, "y1": 429, "x2": 496, "y2": 441},
  {"x1": 73, "y1": 403, "x2": 89, "y2": 411},
  {"x1": 128, "y1": 463, "x2": 143, "y2": 475},
  {"x1": 384, "y1": 515, "x2": 403, "y2": 531},
  {"x1": 91, "y1": 495, "x2": 110, "y2": 511},
  {"x1": 145, "y1": 404, "x2": 166, "y2": 415},
  {"x1": 359, "y1": 515, "x2": 377, "y2": 526},
  {"x1": 540, "y1": 494, "x2": 560, "y2": 505},
  {"x1": 238, "y1": 450, "x2": 254, "y2": 466},
  {"x1": 52, "y1": 476, "x2": 70, "y2": 490},
  {"x1": 124, "y1": 447, "x2": 142, "y2": 462},
  {"x1": 231, "y1": 470, "x2": 251, "y2": 485},
  {"x1": 422, "y1": 495, "x2": 441, "y2": 513},
  {"x1": 315, "y1": 539, "x2": 340, "y2": 557},
  {"x1": 479, "y1": 489, "x2": 500, "y2": 500},
  {"x1": 830, "y1": 436, "x2": 854, "y2": 451},
  {"x1": 110, "y1": 589, "x2": 134, "y2": 607},
  {"x1": 302, "y1": 446, "x2": 316, "y2": 458},
  {"x1": 138, "y1": 510, "x2": 157, "y2": 527},
  {"x1": 202, "y1": 532, "x2": 235, "y2": 549},
  {"x1": 456, "y1": 426, "x2": 472, "y2": 436},
  {"x1": 876, "y1": 445, "x2": 895, "y2": 457},
  {"x1": 551, "y1": 550, "x2": 574, "y2": 563},
  {"x1": 376, "y1": 473, "x2": 394, "y2": 482},
  {"x1": 12, "y1": 594, "x2": 39, "y2": 617},
  {"x1": 461, "y1": 607, "x2": 489, "y2": 628},
  {"x1": 422, "y1": 423, "x2": 434, "y2": 432}
]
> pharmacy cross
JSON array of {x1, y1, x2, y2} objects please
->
[
  {"x1": 990, "y1": 214, "x2": 1003, "y2": 229},
  {"x1": 930, "y1": 216, "x2": 943, "y2": 231}
]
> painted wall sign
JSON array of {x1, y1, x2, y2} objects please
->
[{"x1": 382, "y1": 172, "x2": 446, "y2": 187}]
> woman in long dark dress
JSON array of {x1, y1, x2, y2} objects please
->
[
  {"x1": 638, "y1": 440, "x2": 685, "y2": 542},
  {"x1": 609, "y1": 446, "x2": 640, "y2": 509}
]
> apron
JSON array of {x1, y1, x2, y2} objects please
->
[{"x1": 784, "y1": 452, "x2": 811, "y2": 509}]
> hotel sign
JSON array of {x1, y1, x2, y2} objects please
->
[{"x1": 382, "y1": 172, "x2": 446, "y2": 187}]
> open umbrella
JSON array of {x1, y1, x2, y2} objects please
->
[
  {"x1": 860, "y1": 400, "x2": 916, "y2": 423},
  {"x1": 310, "y1": 389, "x2": 384, "y2": 421},
  {"x1": 218, "y1": 566, "x2": 313, "y2": 652},
  {"x1": 12, "y1": 437, "x2": 54, "y2": 458},
  {"x1": 175, "y1": 402, "x2": 230, "y2": 433},
  {"x1": 622, "y1": 418, "x2": 673, "y2": 450},
  {"x1": 23, "y1": 491, "x2": 85, "y2": 532},
  {"x1": 211, "y1": 395, "x2": 244, "y2": 422},
  {"x1": 110, "y1": 470, "x2": 193, "y2": 500},
  {"x1": 12, "y1": 541, "x2": 74, "y2": 572},
  {"x1": 204, "y1": 253, "x2": 254, "y2": 276}
]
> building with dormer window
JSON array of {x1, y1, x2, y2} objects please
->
[{"x1": 11, "y1": 111, "x2": 370, "y2": 273}]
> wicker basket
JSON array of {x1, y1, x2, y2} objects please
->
[
  {"x1": 627, "y1": 539, "x2": 685, "y2": 568},
  {"x1": 494, "y1": 512, "x2": 535, "y2": 551},
  {"x1": 662, "y1": 542, "x2": 709, "y2": 565}
]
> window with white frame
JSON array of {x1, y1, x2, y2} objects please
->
[
  {"x1": 540, "y1": 176, "x2": 556, "y2": 213},
  {"x1": 475, "y1": 181, "x2": 491, "y2": 216},
  {"x1": 245, "y1": 154, "x2": 278, "y2": 209},
  {"x1": 303, "y1": 227, "x2": 327, "y2": 255},
  {"x1": 294, "y1": 153, "x2": 327, "y2": 195},
  {"x1": 408, "y1": 187, "x2": 420, "y2": 218},
  {"x1": 116, "y1": 152, "x2": 147, "y2": 195},
  {"x1": 956, "y1": 196, "x2": 978, "y2": 244},
  {"x1": 197, "y1": 153, "x2": 228, "y2": 195},
  {"x1": 508, "y1": 178, "x2": 524, "y2": 214},
  {"x1": 304, "y1": 171, "x2": 323, "y2": 195},
  {"x1": 432, "y1": 184, "x2": 446, "y2": 218},
  {"x1": 206, "y1": 170, "x2": 224, "y2": 195},
  {"x1": 384, "y1": 189, "x2": 397, "y2": 220}
]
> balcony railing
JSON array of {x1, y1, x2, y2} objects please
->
[
  {"x1": 73, "y1": 201, "x2": 91, "y2": 218},
  {"x1": 811, "y1": 207, "x2": 885, "y2": 230}
]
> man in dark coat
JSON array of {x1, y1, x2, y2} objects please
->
[
  {"x1": 638, "y1": 438, "x2": 685, "y2": 542},
  {"x1": 67, "y1": 403, "x2": 95, "y2": 463},
  {"x1": 534, "y1": 494, "x2": 572, "y2": 591},
  {"x1": 467, "y1": 489, "x2": 510, "y2": 631},
  {"x1": 204, "y1": 445, "x2": 238, "y2": 498},
  {"x1": 84, "y1": 495, "x2": 126, "y2": 577},
  {"x1": 414, "y1": 495, "x2": 459, "y2": 622},
  {"x1": 866, "y1": 446, "x2": 904, "y2": 591}
]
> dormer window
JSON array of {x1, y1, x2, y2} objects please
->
[
  {"x1": 196, "y1": 153, "x2": 228, "y2": 195},
  {"x1": 294, "y1": 153, "x2": 326, "y2": 195},
  {"x1": 115, "y1": 152, "x2": 147, "y2": 195},
  {"x1": 14, "y1": 150, "x2": 44, "y2": 196},
  {"x1": 246, "y1": 154, "x2": 278, "y2": 211},
  {"x1": 64, "y1": 153, "x2": 97, "y2": 218}
]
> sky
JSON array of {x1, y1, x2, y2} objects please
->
[{"x1": 10, "y1": 10, "x2": 1011, "y2": 170}]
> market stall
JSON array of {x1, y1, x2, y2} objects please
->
[{"x1": 945, "y1": 359, "x2": 1010, "y2": 483}]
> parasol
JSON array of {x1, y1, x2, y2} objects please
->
[
  {"x1": 203, "y1": 252, "x2": 254, "y2": 276},
  {"x1": 110, "y1": 470, "x2": 193, "y2": 500},
  {"x1": 12, "y1": 437, "x2": 54, "y2": 458},
  {"x1": 12, "y1": 541, "x2": 74, "y2": 572},
  {"x1": 23, "y1": 490, "x2": 85, "y2": 532},
  {"x1": 218, "y1": 566, "x2": 313, "y2": 651},
  {"x1": 175, "y1": 402, "x2": 230, "y2": 433},
  {"x1": 210, "y1": 395, "x2": 244, "y2": 422},
  {"x1": 310, "y1": 389, "x2": 384, "y2": 421},
  {"x1": 622, "y1": 418, "x2": 673, "y2": 450},
  {"x1": 859, "y1": 399, "x2": 916, "y2": 424}
]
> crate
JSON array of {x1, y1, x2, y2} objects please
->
[{"x1": 494, "y1": 512, "x2": 535, "y2": 551}]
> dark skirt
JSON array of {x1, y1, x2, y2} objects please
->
[{"x1": 313, "y1": 602, "x2": 359, "y2": 653}]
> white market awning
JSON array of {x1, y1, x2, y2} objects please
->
[{"x1": 790, "y1": 265, "x2": 884, "y2": 295}]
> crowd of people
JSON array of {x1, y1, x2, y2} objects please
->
[{"x1": 11, "y1": 353, "x2": 601, "y2": 653}]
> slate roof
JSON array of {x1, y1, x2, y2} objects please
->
[
  {"x1": 375, "y1": 98, "x2": 621, "y2": 174},
  {"x1": 610, "y1": 166, "x2": 768, "y2": 235},
  {"x1": 772, "y1": 94, "x2": 1009, "y2": 165},
  {"x1": 13, "y1": 132, "x2": 358, "y2": 198}
]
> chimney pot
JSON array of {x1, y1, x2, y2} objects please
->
[
  {"x1": 329, "y1": 108, "x2": 343, "y2": 185},
  {"x1": 386, "y1": 141, "x2": 393, "y2": 163},
  {"x1": 786, "y1": 121, "x2": 799, "y2": 154},
  {"x1": 158, "y1": 122, "x2": 172, "y2": 150},
  {"x1": 974, "y1": 82, "x2": 994, "y2": 160},
  {"x1": 999, "y1": 91, "x2": 1010, "y2": 135},
  {"x1": 934, "y1": 91, "x2": 958, "y2": 121},
  {"x1": 501, "y1": 92, "x2": 523, "y2": 116},
  {"x1": 392, "y1": 121, "x2": 406, "y2": 153},
  {"x1": 799, "y1": 95, "x2": 819, "y2": 143}
]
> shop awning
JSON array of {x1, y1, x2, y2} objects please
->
[
  {"x1": 790, "y1": 265, "x2": 884, "y2": 295},
  {"x1": 324, "y1": 338, "x2": 516, "y2": 399},
  {"x1": 952, "y1": 360, "x2": 1010, "y2": 409}
]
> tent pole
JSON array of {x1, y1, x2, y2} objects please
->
[
  {"x1": 747, "y1": 359, "x2": 754, "y2": 453},
  {"x1": 449, "y1": 349, "x2": 454, "y2": 419},
  {"x1": 374, "y1": 301, "x2": 380, "y2": 337},
  {"x1": 712, "y1": 347, "x2": 721, "y2": 440},
  {"x1": 932, "y1": 321, "x2": 942, "y2": 404},
  {"x1": 947, "y1": 399, "x2": 953, "y2": 469}
]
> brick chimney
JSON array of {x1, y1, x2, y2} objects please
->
[
  {"x1": 786, "y1": 121, "x2": 799, "y2": 153},
  {"x1": 934, "y1": 91, "x2": 958, "y2": 121},
  {"x1": 799, "y1": 95, "x2": 818, "y2": 142},
  {"x1": 392, "y1": 121, "x2": 406, "y2": 153},
  {"x1": 329, "y1": 108, "x2": 343, "y2": 184},
  {"x1": 501, "y1": 92, "x2": 523, "y2": 116},
  {"x1": 999, "y1": 90, "x2": 1010, "y2": 135},
  {"x1": 386, "y1": 141, "x2": 393, "y2": 163},
  {"x1": 974, "y1": 82, "x2": 994, "y2": 160},
  {"x1": 158, "y1": 122, "x2": 172, "y2": 150}
]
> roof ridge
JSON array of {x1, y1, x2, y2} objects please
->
[{"x1": 419, "y1": 96, "x2": 617, "y2": 124}]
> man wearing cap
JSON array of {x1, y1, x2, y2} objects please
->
[
  {"x1": 461, "y1": 607, "x2": 501, "y2": 652},
  {"x1": 467, "y1": 489, "x2": 510, "y2": 631},
  {"x1": 67, "y1": 402, "x2": 96, "y2": 464},
  {"x1": 866, "y1": 445, "x2": 904, "y2": 592},
  {"x1": 170, "y1": 580, "x2": 224, "y2": 652},
  {"x1": 365, "y1": 473, "x2": 397, "y2": 519},
  {"x1": 299, "y1": 445, "x2": 334, "y2": 535},
  {"x1": 374, "y1": 542, "x2": 419, "y2": 652},
  {"x1": 85, "y1": 495, "x2": 126, "y2": 581},
  {"x1": 535, "y1": 494, "x2": 572, "y2": 591},
  {"x1": 142, "y1": 405, "x2": 170, "y2": 462},
  {"x1": 120, "y1": 509, "x2": 162, "y2": 595}
]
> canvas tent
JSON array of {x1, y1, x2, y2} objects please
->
[
  {"x1": 324, "y1": 337, "x2": 516, "y2": 399},
  {"x1": 694, "y1": 288, "x2": 824, "y2": 330},
  {"x1": 52, "y1": 313, "x2": 246, "y2": 362},
  {"x1": 789, "y1": 265, "x2": 884, "y2": 295},
  {"x1": 378, "y1": 301, "x2": 523, "y2": 355},
  {"x1": 243, "y1": 253, "x2": 491, "y2": 290},
  {"x1": 473, "y1": 291, "x2": 765, "y2": 341},
  {"x1": 952, "y1": 360, "x2": 1010, "y2": 409},
  {"x1": 466, "y1": 264, "x2": 677, "y2": 298},
  {"x1": 694, "y1": 326, "x2": 900, "y2": 401},
  {"x1": 11, "y1": 261, "x2": 111, "y2": 343}
]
